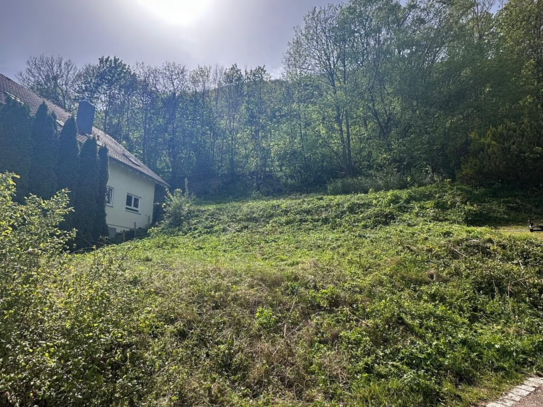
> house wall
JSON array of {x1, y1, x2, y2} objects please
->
[{"x1": 105, "y1": 160, "x2": 155, "y2": 234}]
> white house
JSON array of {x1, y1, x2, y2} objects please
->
[{"x1": 0, "y1": 73, "x2": 169, "y2": 237}]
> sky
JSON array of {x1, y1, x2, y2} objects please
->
[{"x1": 0, "y1": 0, "x2": 343, "y2": 80}]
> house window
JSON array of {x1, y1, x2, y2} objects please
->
[
  {"x1": 106, "y1": 187, "x2": 114, "y2": 206},
  {"x1": 126, "y1": 193, "x2": 140, "y2": 212}
]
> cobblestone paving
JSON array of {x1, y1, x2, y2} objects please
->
[{"x1": 486, "y1": 377, "x2": 543, "y2": 407}]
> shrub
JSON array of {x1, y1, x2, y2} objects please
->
[
  {"x1": 327, "y1": 167, "x2": 440, "y2": 196},
  {"x1": 0, "y1": 97, "x2": 32, "y2": 201},
  {"x1": 0, "y1": 172, "x2": 155, "y2": 406},
  {"x1": 161, "y1": 179, "x2": 195, "y2": 230}
]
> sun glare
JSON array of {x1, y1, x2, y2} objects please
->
[{"x1": 136, "y1": 0, "x2": 213, "y2": 26}]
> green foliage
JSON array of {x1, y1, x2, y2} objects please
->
[
  {"x1": 0, "y1": 97, "x2": 32, "y2": 201},
  {"x1": 56, "y1": 116, "x2": 79, "y2": 191},
  {"x1": 76, "y1": 56, "x2": 135, "y2": 136},
  {"x1": 0, "y1": 173, "x2": 154, "y2": 406},
  {"x1": 20, "y1": 0, "x2": 543, "y2": 196},
  {"x1": 459, "y1": 121, "x2": 543, "y2": 187},
  {"x1": 93, "y1": 145, "x2": 110, "y2": 243},
  {"x1": 74, "y1": 137, "x2": 100, "y2": 248},
  {"x1": 326, "y1": 168, "x2": 441, "y2": 195},
  {"x1": 28, "y1": 102, "x2": 58, "y2": 199},
  {"x1": 2, "y1": 181, "x2": 543, "y2": 405},
  {"x1": 160, "y1": 178, "x2": 195, "y2": 231},
  {"x1": 56, "y1": 116, "x2": 80, "y2": 231},
  {"x1": 121, "y1": 185, "x2": 543, "y2": 405},
  {"x1": 498, "y1": 0, "x2": 543, "y2": 109}
]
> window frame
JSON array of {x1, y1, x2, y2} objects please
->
[
  {"x1": 106, "y1": 186, "x2": 114, "y2": 207},
  {"x1": 125, "y1": 193, "x2": 141, "y2": 213}
]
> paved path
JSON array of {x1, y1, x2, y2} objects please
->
[
  {"x1": 487, "y1": 377, "x2": 543, "y2": 407},
  {"x1": 515, "y1": 387, "x2": 543, "y2": 407}
]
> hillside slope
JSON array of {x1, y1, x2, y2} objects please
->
[
  {"x1": 115, "y1": 185, "x2": 543, "y2": 406},
  {"x1": 5, "y1": 184, "x2": 543, "y2": 407}
]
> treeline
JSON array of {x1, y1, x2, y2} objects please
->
[
  {"x1": 17, "y1": 0, "x2": 543, "y2": 195},
  {"x1": 0, "y1": 99, "x2": 109, "y2": 247}
]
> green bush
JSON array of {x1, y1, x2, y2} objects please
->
[
  {"x1": 160, "y1": 179, "x2": 195, "y2": 231},
  {"x1": 0, "y1": 173, "x2": 155, "y2": 406},
  {"x1": 460, "y1": 120, "x2": 543, "y2": 187},
  {"x1": 327, "y1": 167, "x2": 440, "y2": 196}
]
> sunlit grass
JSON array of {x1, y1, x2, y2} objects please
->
[{"x1": 89, "y1": 184, "x2": 543, "y2": 406}]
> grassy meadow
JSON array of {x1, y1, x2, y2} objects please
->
[{"x1": 4, "y1": 184, "x2": 543, "y2": 406}]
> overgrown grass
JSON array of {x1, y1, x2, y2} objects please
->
[
  {"x1": 4, "y1": 183, "x2": 543, "y2": 406},
  {"x1": 123, "y1": 184, "x2": 543, "y2": 405}
]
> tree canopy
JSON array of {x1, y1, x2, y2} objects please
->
[{"x1": 15, "y1": 0, "x2": 543, "y2": 195}]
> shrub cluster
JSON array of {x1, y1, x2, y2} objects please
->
[{"x1": 0, "y1": 173, "x2": 153, "y2": 406}]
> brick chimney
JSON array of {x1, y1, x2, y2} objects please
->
[{"x1": 76, "y1": 100, "x2": 95, "y2": 135}]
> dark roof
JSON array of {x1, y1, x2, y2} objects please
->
[{"x1": 0, "y1": 73, "x2": 168, "y2": 187}]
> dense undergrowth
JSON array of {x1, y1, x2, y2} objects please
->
[{"x1": 2, "y1": 180, "x2": 543, "y2": 406}]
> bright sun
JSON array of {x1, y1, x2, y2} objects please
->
[{"x1": 136, "y1": 0, "x2": 213, "y2": 26}]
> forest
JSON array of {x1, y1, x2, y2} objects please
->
[{"x1": 14, "y1": 0, "x2": 543, "y2": 197}]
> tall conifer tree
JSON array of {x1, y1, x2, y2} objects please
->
[
  {"x1": 93, "y1": 145, "x2": 110, "y2": 242},
  {"x1": 56, "y1": 116, "x2": 80, "y2": 230},
  {"x1": 74, "y1": 137, "x2": 99, "y2": 247},
  {"x1": 0, "y1": 97, "x2": 32, "y2": 201},
  {"x1": 29, "y1": 103, "x2": 58, "y2": 198}
]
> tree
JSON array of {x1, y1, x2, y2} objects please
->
[
  {"x1": 28, "y1": 103, "x2": 58, "y2": 199},
  {"x1": 459, "y1": 120, "x2": 543, "y2": 186},
  {"x1": 17, "y1": 54, "x2": 80, "y2": 111},
  {"x1": 244, "y1": 66, "x2": 274, "y2": 189},
  {"x1": 0, "y1": 97, "x2": 32, "y2": 200},
  {"x1": 77, "y1": 56, "x2": 135, "y2": 137},
  {"x1": 56, "y1": 116, "x2": 80, "y2": 230},
  {"x1": 74, "y1": 137, "x2": 100, "y2": 247},
  {"x1": 156, "y1": 62, "x2": 190, "y2": 189},
  {"x1": 94, "y1": 146, "x2": 110, "y2": 243},
  {"x1": 223, "y1": 65, "x2": 245, "y2": 179},
  {"x1": 499, "y1": 0, "x2": 543, "y2": 110},
  {"x1": 285, "y1": 5, "x2": 355, "y2": 177}
]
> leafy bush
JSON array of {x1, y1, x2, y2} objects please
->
[
  {"x1": 0, "y1": 173, "x2": 155, "y2": 406},
  {"x1": 160, "y1": 179, "x2": 195, "y2": 231},
  {"x1": 327, "y1": 167, "x2": 440, "y2": 195},
  {"x1": 460, "y1": 120, "x2": 543, "y2": 187}
]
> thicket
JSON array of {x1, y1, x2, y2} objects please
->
[
  {"x1": 0, "y1": 173, "x2": 152, "y2": 406},
  {"x1": 460, "y1": 121, "x2": 543, "y2": 187}
]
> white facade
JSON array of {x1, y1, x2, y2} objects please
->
[{"x1": 105, "y1": 159, "x2": 156, "y2": 235}]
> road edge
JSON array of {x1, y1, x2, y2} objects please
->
[{"x1": 486, "y1": 377, "x2": 543, "y2": 407}]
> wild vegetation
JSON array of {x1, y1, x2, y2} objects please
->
[
  {"x1": 2, "y1": 171, "x2": 542, "y2": 406},
  {"x1": 2, "y1": 0, "x2": 543, "y2": 405},
  {"x1": 15, "y1": 0, "x2": 543, "y2": 195}
]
